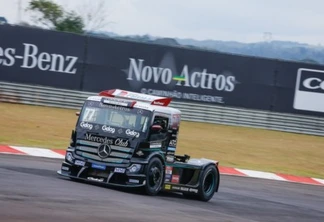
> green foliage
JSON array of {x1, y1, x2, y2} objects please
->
[
  {"x1": 27, "y1": 0, "x2": 85, "y2": 34},
  {"x1": 55, "y1": 12, "x2": 84, "y2": 34},
  {"x1": 28, "y1": 0, "x2": 63, "y2": 26}
]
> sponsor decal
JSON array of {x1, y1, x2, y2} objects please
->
[
  {"x1": 87, "y1": 177, "x2": 104, "y2": 182},
  {"x1": 165, "y1": 174, "x2": 172, "y2": 179},
  {"x1": 293, "y1": 68, "x2": 324, "y2": 112},
  {"x1": 172, "y1": 186, "x2": 180, "y2": 191},
  {"x1": 102, "y1": 125, "x2": 116, "y2": 133},
  {"x1": 116, "y1": 89, "x2": 153, "y2": 101},
  {"x1": 129, "y1": 179, "x2": 139, "y2": 183},
  {"x1": 152, "y1": 101, "x2": 164, "y2": 106},
  {"x1": 114, "y1": 138, "x2": 129, "y2": 147},
  {"x1": 150, "y1": 142, "x2": 161, "y2": 148},
  {"x1": 102, "y1": 99, "x2": 130, "y2": 107},
  {"x1": 189, "y1": 188, "x2": 198, "y2": 193},
  {"x1": 125, "y1": 129, "x2": 140, "y2": 138},
  {"x1": 80, "y1": 122, "x2": 93, "y2": 130},
  {"x1": 171, "y1": 186, "x2": 198, "y2": 193},
  {"x1": 0, "y1": 43, "x2": 78, "y2": 74},
  {"x1": 118, "y1": 129, "x2": 123, "y2": 134},
  {"x1": 165, "y1": 166, "x2": 173, "y2": 175},
  {"x1": 180, "y1": 187, "x2": 189, "y2": 192},
  {"x1": 166, "y1": 155, "x2": 174, "y2": 162},
  {"x1": 61, "y1": 166, "x2": 69, "y2": 171},
  {"x1": 133, "y1": 103, "x2": 151, "y2": 110},
  {"x1": 169, "y1": 140, "x2": 177, "y2": 147},
  {"x1": 172, "y1": 186, "x2": 198, "y2": 193},
  {"x1": 164, "y1": 184, "x2": 171, "y2": 190},
  {"x1": 74, "y1": 160, "x2": 85, "y2": 166},
  {"x1": 167, "y1": 147, "x2": 176, "y2": 151},
  {"x1": 164, "y1": 174, "x2": 172, "y2": 182},
  {"x1": 171, "y1": 175, "x2": 180, "y2": 184},
  {"x1": 114, "y1": 168, "x2": 126, "y2": 173},
  {"x1": 136, "y1": 150, "x2": 144, "y2": 156},
  {"x1": 99, "y1": 103, "x2": 131, "y2": 112},
  {"x1": 85, "y1": 134, "x2": 113, "y2": 144},
  {"x1": 91, "y1": 163, "x2": 106, "y2": 170},
  {"x1": 94, "y1": 125, "x2": 100, "y2": 130}
]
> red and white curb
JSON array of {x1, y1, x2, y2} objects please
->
[{"x1": 1, "y1": 145, "x2": 323, "y2": 187}]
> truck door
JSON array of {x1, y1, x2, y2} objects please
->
[{"x1": 149, "y1": 115, "x2": 170, "y2": 152}]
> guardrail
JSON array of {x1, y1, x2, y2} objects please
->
[{"x1": 1, "y1": 81, "x2": 324, "y2": 136}]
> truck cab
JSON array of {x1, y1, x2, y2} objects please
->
[{"x1": 57, "y1": 89, "x2": 220, "y2": 202}]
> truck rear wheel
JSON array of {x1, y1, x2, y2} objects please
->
[
  {"x1": 197, "y1": 165, "x2": 218, "y2": 201},
  {"x1": 183, "y1": 165, "x2": 218, "y2": 201},
  {"x1": 144, "y1": 157, "x2": 164, "y2": 196}
]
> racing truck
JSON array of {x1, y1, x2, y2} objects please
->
[{"x1": 57, "y1": 89, "x2": 220, "y2": 201}]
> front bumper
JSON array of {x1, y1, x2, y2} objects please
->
[{"x1": 57, "y1": 161, "x2": 146, "y2": 188}]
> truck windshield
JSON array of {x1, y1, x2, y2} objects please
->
[{"x1": 79, "y1": 101, "x2": 152, "y2": 133}]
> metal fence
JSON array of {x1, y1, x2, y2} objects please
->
[{"x1": 1, "y1": 81, "x2": 324, "y2": 136}]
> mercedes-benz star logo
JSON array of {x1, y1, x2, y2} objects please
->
[{"x1": 97, "y1": 144, "x2": 111, "y2": 159}]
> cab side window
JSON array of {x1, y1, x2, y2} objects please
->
[{"x1": 149, "y1": 116, "x2": 169, "y2": 150}]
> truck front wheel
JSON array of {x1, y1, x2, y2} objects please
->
[{"x1": 144, "y1": 157, "x2": 164, "y2": 196}]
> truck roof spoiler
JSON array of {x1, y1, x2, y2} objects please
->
[{"x1": 98, "y1": 89, "x2": 172, "y2": 107}]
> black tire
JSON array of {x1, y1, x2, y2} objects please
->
[
  {"x1": 144, "y1": 157, "x2": 164, "y2": 196},
  {"x1": 197, "y1": 165, "x2": 219, "y2": 201}
]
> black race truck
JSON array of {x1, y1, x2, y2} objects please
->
[{"x1": 57, "y1": 89, "x2": 220, "y2": 201}]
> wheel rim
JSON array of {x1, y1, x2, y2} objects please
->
[
  {"x1": 148, "y1": 165, "x2": 162, "y2": 189},
  {"x1": 203, "y1": 172, "x2": 215, "y2": 195}
]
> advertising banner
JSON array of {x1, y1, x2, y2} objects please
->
[
  {"x1": 83, "y1": 37, "x2": 278, "y2": 111},
  {"x1": 2, "y1": 26, "x2": 324, "y2": 117},
  {"x1": 273, "y1": 60, "x2": 324, "y2": 116},
  {"x1": 0, "y1": 25, "x2": 86, "y2": 90}
]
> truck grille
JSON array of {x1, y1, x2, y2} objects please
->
[{"x1": 75, "y1": 139, "x2": 134, "y2": 164}]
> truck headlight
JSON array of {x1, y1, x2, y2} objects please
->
[
  {"x1": 66, "y1": 152, "x2": 74, "y2": 163},
  {"x1": 127, "y1": 164, "x2": 142, "y2": 173}
]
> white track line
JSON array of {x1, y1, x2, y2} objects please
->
[
  {"x1": 11, "y1": 146, "x2": 65, "y2": 159},
  {"x1": 236, "y1": 169, "x2": 287, "y2": 181},
  {"x1": 312, "y1": 178, "x2": 324, "y2": 185}
]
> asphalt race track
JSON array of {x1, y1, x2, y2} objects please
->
[{"x1": 0, "y1": 154, "x2": 323, "y2": 222}]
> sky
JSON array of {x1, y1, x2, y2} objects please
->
[{"x1": 1, "y1": 0, "x2": 324, "y2": 46}]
